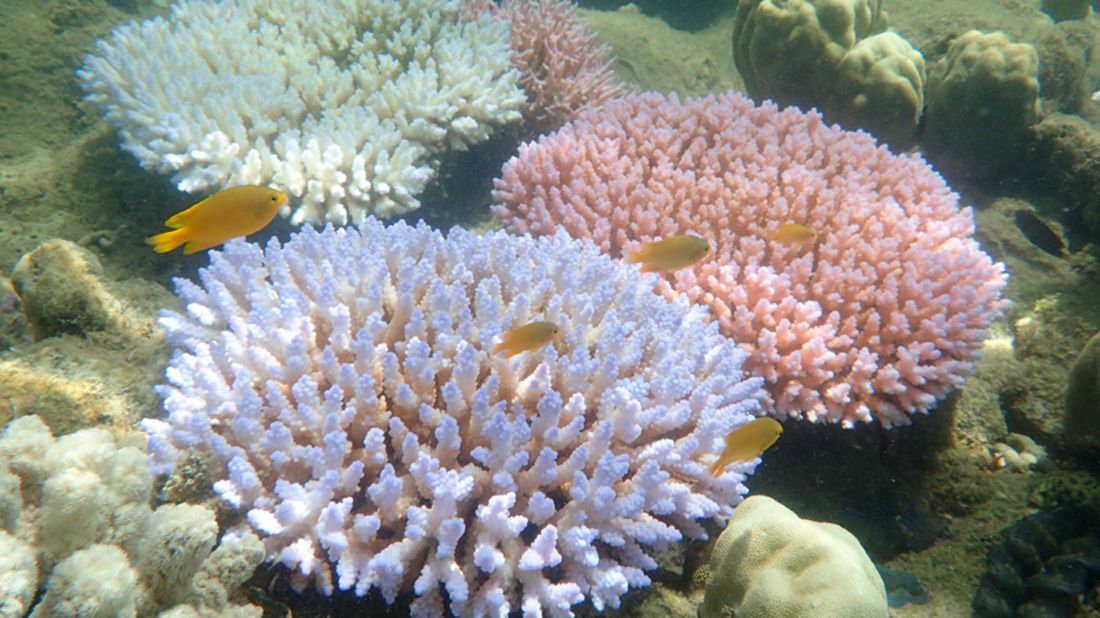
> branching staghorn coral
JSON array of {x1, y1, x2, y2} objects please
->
[
  {"x1": 143, "y1": 219, "x2": 765, "y2": 617},
  {"x1": 79, "y1": 0, "x2": 525, "y2": 224}
]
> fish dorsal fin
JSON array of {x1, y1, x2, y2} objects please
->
[{"x1": 164, "y1": 196, "x2": 211, "y2": 229}]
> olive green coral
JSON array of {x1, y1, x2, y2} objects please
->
[
  {"x1": 1065, "y1": 329, "x2": 1100, "y2": 453},
  {"x1": 924, "y1": 30, "x2": 1041, "y2": 180},
  {"x1": 733, "y1": 0, "x2": 924, "y2": 142}
]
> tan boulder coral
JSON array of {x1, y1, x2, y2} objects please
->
[
  {"x1": 924, "y1": 30, "x2": 1041, "y2": 180},
  {"x1": 10, "y1": 240, "x2": 132, "y2": 340},
  {"x1": 0, "y1": 416, "x2": 264, "y2": 617},
  {"x1": 0, "y1": 530, "x2": 36, "y2": 618},
  {"x1": 833, "y1": 31, "x2": 926, "y2": 142},
  {"x1": 3, "y1": 239, "x2": 172, "y2": 435},
  {"x1": 1029, "y1": 114, "x2": 1100, "y2": 238},
  {"x1": 1065, "y1": 328, "x2": 1100, "y2": 453},
  {"x1": 0, "y1": 360, "x2": 136, "y2": 436},
  {"x1": 30, "y1": 544, "x2": 140, "y2": 618},
  {"x1": 734, "y1": 0, "x2": 887, "y2": 97},
  {"x1": 701, "y1": 495, "x2": 888, "y2": 618},
  {"x1": 733, "y1": 0, "x2": 924, "y2": 142}
]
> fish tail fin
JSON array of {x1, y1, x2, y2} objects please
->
[
  {"x1": 623, "y1": 247, "x2": 646, "y2": 264},
  {"x1": 146, "y1": 229, "x2": 187, "y2": 253}
]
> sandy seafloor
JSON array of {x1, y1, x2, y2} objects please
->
[{"x1": 1, "y1": 0, "x2": 1100, "y2": 616}]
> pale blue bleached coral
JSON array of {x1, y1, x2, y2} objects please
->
[
  {"x1": 143, "y1": 219, "x2": 766, "y2": 617},
  {"x1": 78, "y1": 0, "x2": 524, "y2": 225}
]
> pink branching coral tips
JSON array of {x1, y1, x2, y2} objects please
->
[{"x1": 492, "y1": 91, "x2": 1009, "y2": 428}]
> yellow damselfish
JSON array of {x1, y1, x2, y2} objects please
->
[
  {"x1": 493, "y1": 321, "x2": 560, "y2": 358},
  {"x1": 147, "y1": 185, "x2": 289, "y2": 254},
  {"x1": 709, "y1": 417, "x2": 783, "y2": 477},
  {"x1": 624, "y1": 234, "x2": 711, "y2": 273},
  {"x1": 769, "y1": 223, "x2": 817, "y2": 245}
]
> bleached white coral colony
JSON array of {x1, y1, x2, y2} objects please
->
[
  {"x1": 78, "y1": 0, "x2": 524, "y2": 224},
  {"x1": 143, "y1": 219, "x2": 765, "y2": 617}
]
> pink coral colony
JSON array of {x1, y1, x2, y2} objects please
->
[
  {"x1": 462, "y1": 0, "x2": 632, "y2": 132},
  {"x1": 493, "y1": 91, "x2": 1009, "y2": 428}
]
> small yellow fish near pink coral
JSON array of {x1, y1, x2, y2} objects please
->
[
  {"x1": 493, "y1": 321, "x2": 560, "y2": 358},
  {"x1": 147, "y1": 185, "x2": 288, "y2": 254},
  {"x1": 709, "y1": 417, "x2": 783, "y2": 477},
  {"x1": 769, "y1": 223, "x2": 817, "y2": 245},
  {"x1": 625, "y1": 235, "x2": 711, "y2": 273}
]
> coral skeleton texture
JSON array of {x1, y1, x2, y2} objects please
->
[
  {"x1": 462, "y1": 0, "x2": 633, "y2": 132},
  {"x1": 79, "y1": 0, "x2": 524, "y2": 224},
  {"x1": 143, "y1": 219, "x2": 764, "y2": 617}
]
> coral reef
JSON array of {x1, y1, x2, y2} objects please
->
[
  {"x1": 1027, "y1": 113, "x2": 1100, "y2": 242},
  {"x1": 0, "y1": 415, "x2": 263, "y2": 617},
  {"x1": 732, "y1": 0, "x2": 925, "y2": 142},
  {"x1": 991, "y1": 433, "x2": 1047, "y2": 472},
  {"x1": 143, "y1": 219, "x2": 765, "y2": 616},
  {"x1": 493, "y1": 91, "x2": 1009, "y2": 427},
  {"x1": 1065, "y1": 328, "x2": 1100, "y2": 453},
  {"x1": 79, "y1": 0, "x2": 525, "y2": 224},
  {"x1": 0, "y1": 530, "x2": 36, "y2": 618},
  {"x1": 10, "y1": 239, "x2": 144, "y2": 340},
  {"x1": 832, "y1": 31, "x2": 926, "y2": 143},
  {"x1": 1, "y1": 238, "x2": 173, "y2": 435},
  {"x1": 700, "y1": 495, "x2": 888, "y2": 618},
  {"x1": 461, "y1": 0, "x2": 632, "y2": 134},
  {"x1": 924, "y1": 30, "x2": 1042, "y2": 180},
  {"x1": 3, "y1": 234, "x2": 175, "y2": 413},
  {"x1": 1033, "y1": 21, "x2": 1096, "y2": 114},
  {"x1": 972, "y1": 508, "x2": 1100, "y2": 617}
]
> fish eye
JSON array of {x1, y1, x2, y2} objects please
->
[{"x1": 270, "y1": 195, "x2": 278, "y2": 201}]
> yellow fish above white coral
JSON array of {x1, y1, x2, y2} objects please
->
[
  {"x1": 493, "y1": 321, "x2": 560, "y2": 358},
  {"x1": 625, "y1": 235, "x2": 711, "y2": 273},
  {"x1": 147, "y1": 185, "x2": 288, "y2": 254},
  {"x1": 709, "y1": 417, "x2": 783, "y2": 477}
]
